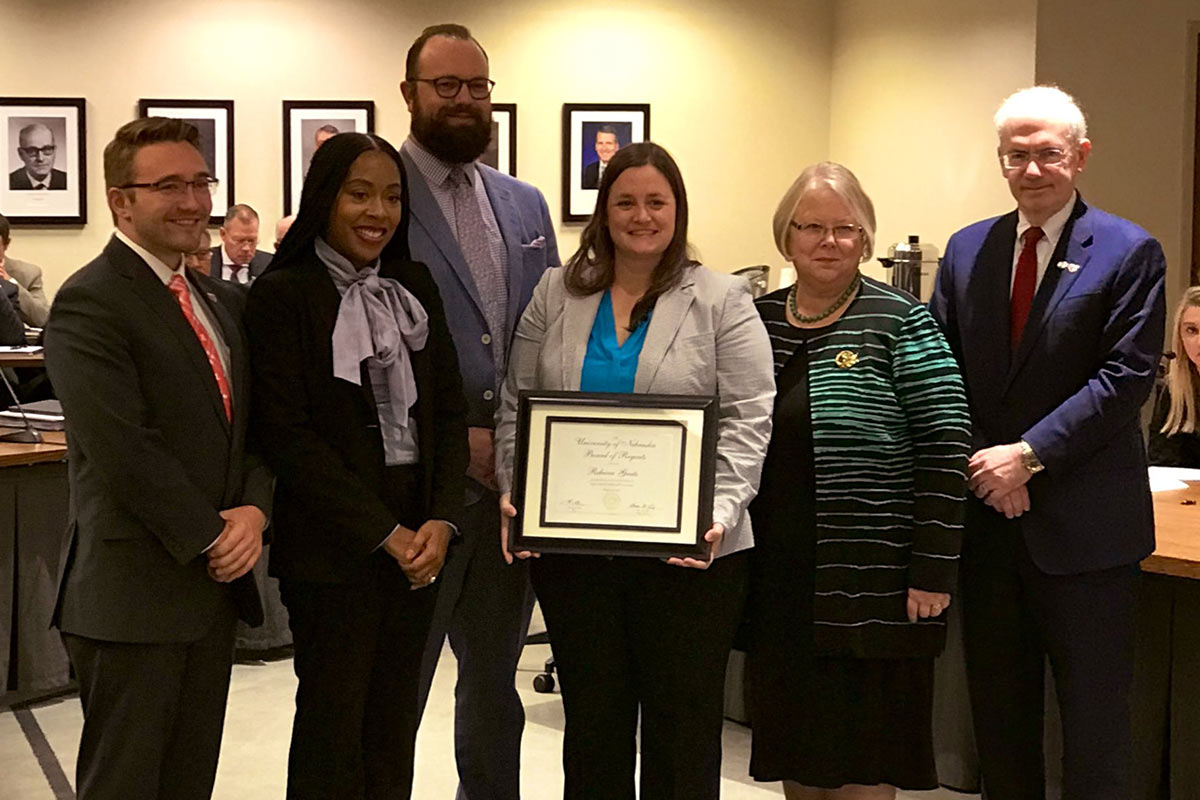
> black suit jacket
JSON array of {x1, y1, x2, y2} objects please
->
[
  {"x1": 210, "y1": 246, "x2": 272, "y2": 284},
  {"x1": 9, "y1": 167, "x2": 68, "y2": 190},
  {"x1": 44, "y1": 236, "x2": 271, "y2": 643},
  {"x1": 245, "y1": 250, "x2": 468, "y2": 584},
  {"x1": 581, "y1": 160, "x2": 601, "y2": 189}
]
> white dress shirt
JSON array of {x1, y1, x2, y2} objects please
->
[{"x1": 1011, "y1": 195, "x2": 1076, "y2": 296}]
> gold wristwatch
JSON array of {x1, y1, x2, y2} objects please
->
[{"x1": 1018, "y1": 439, "x2": 1044, "y2": 475}]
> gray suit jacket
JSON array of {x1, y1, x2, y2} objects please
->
[
  {"x1": 4, "y1": 257, "x2": 50, "y2": 327},
  {"x1": 495, "y1": 264, "x2": 775, "y2": 556},
  {"x1": 400, "y1": 143, "x2": 560, "y2": 432}
]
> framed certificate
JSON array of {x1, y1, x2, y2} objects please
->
[{"x1": 510, "y1": 391, "x2": 717, "y2": 558}]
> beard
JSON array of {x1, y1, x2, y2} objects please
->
[{"x1": 411, "y1": 98, "x2": 492, "y2": 164}]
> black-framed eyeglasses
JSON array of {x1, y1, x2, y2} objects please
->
[
  {"x1": 17, "y1": 145, "x2": 55, "y2": 158},
  {"x1": 409, "y1": 76, "x2": 496, "y2": 100},
  {"x1": 118, "y1": 177, "x2": 219, "y2": 196}
]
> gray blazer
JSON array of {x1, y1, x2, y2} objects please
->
[
  {"x1": 495, "y1": 264, "x2": 775, "y2": 556},
  {"x1": 5, "y1": 257, "x2": 50, "y2": 327}
]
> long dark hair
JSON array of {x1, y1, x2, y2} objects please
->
[
  {"x1": 268, "y1": 132, "x2": 411, "y2": 272},
  {"x1": 563, "y1": 141, "x2": 692, "y2": 329}
]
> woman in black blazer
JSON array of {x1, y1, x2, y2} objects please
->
[{"x1": 245, "y1": 132, "x2": 468, "y2": 799}]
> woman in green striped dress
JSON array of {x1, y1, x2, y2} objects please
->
[{"x1": 745, "y1": 162, "x2": 971, "y2": 800}]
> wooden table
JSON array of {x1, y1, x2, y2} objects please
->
[
  {"x1": 1144, "y1": 481, "x2": 1200, "y2": 578},
  {"x1": 0, "y1": 352, "x2": 44, "y2": 369},
  {"x1": 0, "y1": 431, "x2": 65, "y2": 469}
]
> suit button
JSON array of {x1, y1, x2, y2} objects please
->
[
  {"x1": 483, "y1": 390, "x2": 494, "y2": 401},
  {"x1": 481, "y1": 333, "x2": 492, "y2": 345}
]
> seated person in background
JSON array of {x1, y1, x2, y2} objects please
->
[
  {"x1": 0, "y1": 282, "x2": 24, "y2": 345},
  {"x1": 1149, "y1": 286, "x2": 1200, "y2": 466},
  {"x1": 0, "y1": 213, "x2": 51, "y2": 327},
  {"x1": 185, "y1": 230, "x2": 213, "y2": 276},
  {"x1": 211, "y1": 204, "x2": 272, "y2": 284},
  {"x1": 274, "y1": 214, "x2": 295, "y2": 250}
]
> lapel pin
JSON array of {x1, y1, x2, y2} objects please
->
[
  {"x1": 834, "y1": 350, "x2": 858, "y2": 368},
  {"x1": 1057, "y1": 260, "x2": 1081, "y2": 273}
]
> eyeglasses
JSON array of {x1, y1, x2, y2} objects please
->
[
  {"x1": 1000, "y1": 148, "x2": 1068, "y2": 170},
  {"x1": 410, "y1": 77, "x2": 496, "y2": 100},
  {"x1": 118, "y1": 177, "x2": 219, "y2": 196},
  {"x1": 789, "y1": 221, "x2": 862, "y2": 243},
  {"x1": 17, "y1": 145, "x2": 55, "y2": 158}
]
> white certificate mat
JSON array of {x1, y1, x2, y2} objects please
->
[
  {"x1": 541, "y1": 417, "x2": 685, "y2": 531},
  {"x1": 516, "y1": 398, "x2": 711, "y2": 550}
]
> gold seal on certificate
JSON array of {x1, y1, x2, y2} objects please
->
[{"x1": 510, "y1": 391, "x2": 718, "y2": 558}]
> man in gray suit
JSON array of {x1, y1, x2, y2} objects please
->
[
  {"x1": 0, "y1": 213, "x2": 50, "y2": 327},
  {"x1": 400, "y1": 23, "x2": 560, "y2": 800}
]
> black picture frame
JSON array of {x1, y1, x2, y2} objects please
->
[
  {"x1": 509, "y1": 390, "x2": 717, "y2": 558},
  {"x1": 138, "y1": 99, "x2": 234, "y2": 226},
  {"x1": 0, "y1": 97, "x2": 87, "y2": 225},
  {"x1": 283, "y1": 100, "x2": 375, "y2": 215},
  {"x1": 561, "y1": 103, "x2": 650, "y2": 222},
  {"x1": 481, "y1": 102, "x2": 517, "y2": 177}
]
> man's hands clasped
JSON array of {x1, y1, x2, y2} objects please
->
[{"x1": 968, "y1": 442, "x2": 1033, "y2": 519}]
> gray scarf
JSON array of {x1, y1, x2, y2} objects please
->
[{"x1": 317, "y1": 237, "x2": 428, "y2": 464}]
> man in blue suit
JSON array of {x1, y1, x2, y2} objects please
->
[
  {"x1": 399, "y1": 23, "x2": 560, "y2": 800},
  {"x1": 930, "y1": 86, "x2": 1165, "y2": 800}
]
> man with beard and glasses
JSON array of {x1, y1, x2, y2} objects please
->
[{"x1": 400, "y1": 22, "x2": 560, "y2": 800}]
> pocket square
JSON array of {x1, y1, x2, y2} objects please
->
[{"x1": 522, "y1": 236, "x2": 546, "y2": 250}]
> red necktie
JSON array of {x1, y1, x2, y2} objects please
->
[
  {"x1": 1010, "y1": 226, "x2": 1044, "y2": 351},
  {"x1": 168, "y1": 275, "x2": 232, "y2": 421}
]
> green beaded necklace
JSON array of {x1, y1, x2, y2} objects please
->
[{"x1": 788, "y1": 272, "x2": 861, "y2": 324}]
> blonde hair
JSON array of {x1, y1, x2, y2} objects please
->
[
  {"x1": 772, "y1": 162, "x2": 876, "y2": 262},
  {"x1": 1162, "y1": 286, "x2": 1200, "y2": 434}
]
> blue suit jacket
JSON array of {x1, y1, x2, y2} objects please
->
[
  {"x1": 929, "y1": 196, "x2": 1166, "y2": 575},
  {"x1": 400, "y1": 148, "x2": 561, "y2": 432}
]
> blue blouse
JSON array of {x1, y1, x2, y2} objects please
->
[{"x1": 580, "y1": 290, "x2": 650, "y2": 393}]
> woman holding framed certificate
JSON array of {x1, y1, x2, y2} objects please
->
[
  {"x1": 244, "y1": 132, "x2": 468, "y2": 798},
  {"x1": 744, "y1": 162, "x2": 971, "y2": 799},
  {"x1": 494, "y1": 141, "x2": 775, "y2": 798}
]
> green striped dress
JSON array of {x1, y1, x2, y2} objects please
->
[{"x1": 754, "y1": 276, "x2": 971, "y2": 658}]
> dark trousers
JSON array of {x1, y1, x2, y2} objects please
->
[
  {"x1": 416, "y1": 491, "x2": 535, "y2": 800},
  {"x1": 531, "y1": 551, "x2": 749, "y2": 800},
  {"x1": 961, "y1": 509, "x2": 1138, "y2": 800},
  {"x1": 281, "y1": 559, "x2": 437, "y2": 800},
  {"x1": 62, "y1": 606, "x2": 237, "y2": 800}
]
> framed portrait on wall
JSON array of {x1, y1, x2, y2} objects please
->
[
  {"x1": 138, "y1": 99, "x2": 233, "y2": 226},
  {"x1": 0, "y1": 97, "x2": 86, "y2": 225},
  {"x1": 561, "y1": 103, "x2": 650, "y2": 222},
  {"x1": 283, "y1": 100, "x2": 374, "y2": 215},
  {"x1": 481, "y1": 103, "x2": 517, "y2": 177}
]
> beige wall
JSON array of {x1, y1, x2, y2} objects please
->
[
  {"x1": 0, "y1": 0, "x2": 832, "y2": 296},
  {"x1": 828, "y1": 0, "x2": 1038, "y2": 292},
  {"x1": 1037, "y1": 0, "x2": 1200, "y2": 307}
]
